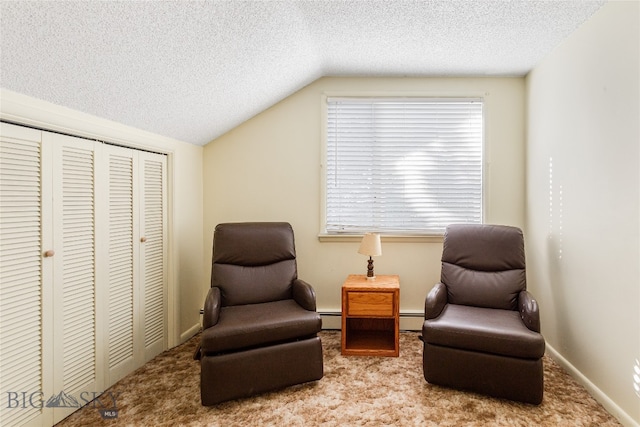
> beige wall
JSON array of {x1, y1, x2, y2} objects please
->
[
  {"x1": 0, "y1": 89, "x2": 205, "y2": 346},
  {"x1": 526, "y1": 1, "x2": 639, "y2": 425},
  {"x1": 203, "y1": 77, "x2": 525, "y2": 319},
  {"x1": 171, "y1": 142, "x2": 205, "y2": 341}
]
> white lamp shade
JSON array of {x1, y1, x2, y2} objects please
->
[{"x1": 358, "y1": 233, "x2": 382, "y2": 257}]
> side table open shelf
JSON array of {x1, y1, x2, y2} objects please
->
[{"x1": 341, "y1": 274, "x2": 399, "y2": 357}]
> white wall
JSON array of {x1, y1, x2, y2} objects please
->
[
  {"x1": 0, "y1": 89, "x2": 205, "y2": 346},
  {"x1": 526, "y1": 1, "x2": 639, "y2": 425},
  {"x1": 203, "y1": 76, "x2": 525, "y2": 325}
]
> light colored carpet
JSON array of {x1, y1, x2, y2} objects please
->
[{"x1": 56, "y1": 331, "x2": 621, "y2": 426}]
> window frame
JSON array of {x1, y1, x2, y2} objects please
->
[{"x1": 319, "y1": 92, "x2": 487, "y2": 240}]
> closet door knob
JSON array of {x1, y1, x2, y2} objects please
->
[
  {"x1": 140, "y1": 237, "x2": 147, "y2": 243},
  {"x1": 44, "y1": 250, "x2": 55, "y2": 257}
]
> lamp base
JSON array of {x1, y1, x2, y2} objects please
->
[{"x1": 366, "y1": 257, "x2": 375, "y2": 280}]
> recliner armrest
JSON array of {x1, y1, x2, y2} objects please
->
[
  {"x1": 292, "y1": 279, "x2": 317, "y2": 311},
  {"x1": 203, "y1": 287, "x2": 222, "y2": 330},
  {"x1": 425, "y1": 282, "x2": 448, "y2": 320},
  {"x1": 518, "y1": 290, "x2": 540, "y2": 332}
]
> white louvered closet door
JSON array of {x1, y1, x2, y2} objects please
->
[
  {"x1": 104, "y1": 146, "x2": 167, "y2": 387},
  {"x1": 47, "y1": 132, "x2": 102, "y2": 425},
  {"x1": 0, "y1": 123, "x2": 51, "y2": 427},
  {"x1": 104, "y1": 145, "x2": 138, "y2": 386},
  {"x1": 1, "y1": 125, "x2": 104, "y2": 426},
  {"x1": 1, "y1": 123, "x2": 168, "y2": 426},
  {"x1": 139, "y1": 152, "x2": 167, "y2": 363}
]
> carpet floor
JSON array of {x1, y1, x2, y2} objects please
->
[{"x1": 56, "y1": 331, "x2": 621, "y2": 426}]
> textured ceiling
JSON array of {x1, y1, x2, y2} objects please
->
[{"x1": 0, "y1": 0, "x2": 606, "y2": 146}]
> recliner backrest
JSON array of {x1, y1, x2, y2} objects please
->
[
  {"x1": 441, "y1": 224, "x2": 526, "y2": 310},
  {"x1": 211, "y1": 222, "x2": 298, "y2": 306}
]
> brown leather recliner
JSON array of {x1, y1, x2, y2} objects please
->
[
  {"x1": 422, "y1": 224, "x2": 545, "y2": 404},
  {"x1": 198, "y1": 222, "x2": 323, "y2": 405}
]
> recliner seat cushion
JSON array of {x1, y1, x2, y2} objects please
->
[
  {"x1": 200, "y1": 299, "x2": 321, "y2": 354},
  {"x1": 423, "y1": 304, "x2": 545, "y2": 359}
]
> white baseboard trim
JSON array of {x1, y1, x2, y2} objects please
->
[
  {"x1": 180, "y1": 323, "x2": 202, "y2": 344},
  {"x1": 545, "y1": 343, "x2": 639, "y2": 427}
]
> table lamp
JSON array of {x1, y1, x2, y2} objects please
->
[{"x1": 358, "y1": 232, "x2": 382, "y2": 280}]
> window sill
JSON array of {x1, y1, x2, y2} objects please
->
[{"x1": 317, "y1": 234, "x2": 444, "y2": 243}]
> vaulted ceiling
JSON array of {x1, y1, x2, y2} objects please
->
[{"x1": 0, "y1": 0, "x2": 606, "y2": 146}]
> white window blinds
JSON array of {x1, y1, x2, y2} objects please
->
[{"x1": 326, "y1": 97, "x2": 483, "y2": 234}]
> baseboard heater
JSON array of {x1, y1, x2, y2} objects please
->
[{"x1": 318, "y1": 310, "x2": 424, "y2": 332}]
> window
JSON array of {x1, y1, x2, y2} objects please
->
[{"x1": 325, "y1": 97, "x2": 483, "y2": 235}]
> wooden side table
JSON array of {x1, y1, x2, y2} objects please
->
[{"x1": 341, "y1": 274, "x2": 399, "y2": 357}]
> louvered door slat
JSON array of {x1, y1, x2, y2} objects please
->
[
  {"x1": 0, "y1": 239, "x2": 41, "y2": 256},
  {"x1": 0, "y1": 260, "x2": 41, "y2": 278},
  {"x1": 1, "y1": 317, "x2": 41, "y2": 355},
  {"x1": 0, "y1": 127, "x2": 44, "y2": 427},
  {"x1": 1, "y1": 289, "x2": 41, "y2": 318}
]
